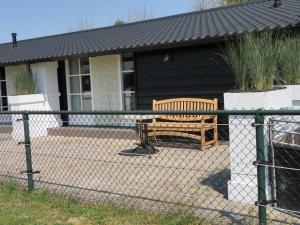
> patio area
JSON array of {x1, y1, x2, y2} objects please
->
[{"x1": 0, "y1": 127, "x2": 299, "y2": 224}]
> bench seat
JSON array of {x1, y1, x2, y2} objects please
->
[{"x1": 146, "y1": 122, "x2": 216, "y2": 131}]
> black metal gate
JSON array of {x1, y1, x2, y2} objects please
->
[{"x1": 270, "y1": 119, "x2": 300, "y2": 213}]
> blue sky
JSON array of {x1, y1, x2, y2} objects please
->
[{"x1": 0, "y1": 0, "x2": 220, "y2": 43}]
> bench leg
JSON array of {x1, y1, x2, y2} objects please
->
[
  {"x1": 213, "y1": 126, "x2": 218, "y2": 146},
  {"x1": 200, "y1": 128, "x2": 205, "y2": 150},
  {"x1": 138, "y1": 124, "x2": 146, "y2": 145}
]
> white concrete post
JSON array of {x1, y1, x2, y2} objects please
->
[{"x1": 224, "y1": 88, "x2": 292, "y2": 203}]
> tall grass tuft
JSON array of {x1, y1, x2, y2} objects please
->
[
  {"x1": 227, "y1": 40, "x2": 248, "y2": 91},
  {"x1": 277, "y1": 34, "x2": 300, "y2": 84},
  {"x1": 15, "y1": 69, "x2": 36, "y2": 95},
  {"x1": 246, "y1": 32, "x2": 277, "y2": 90},
  {"x1": 226, "y1": 32, "x2": 277, "y2": 91}
]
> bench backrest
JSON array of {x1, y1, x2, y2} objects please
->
[{"x1": 153, "y1": 98, "x2": 218, "y2": 122}]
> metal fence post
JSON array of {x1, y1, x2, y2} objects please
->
[
  {"x1": 255, "y1": 112, "x2": 267, "y2": 225},
  {"x1": 22, "y1": 112, "x2": 35, "y2": 192}
]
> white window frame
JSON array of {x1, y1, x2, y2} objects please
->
[{"x1": 66, "y1": 58, "x2": 92, "y2": 111}]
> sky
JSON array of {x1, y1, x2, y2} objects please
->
[{"x1": 0, "y1": 0, "x2": 219, "y2": 44}]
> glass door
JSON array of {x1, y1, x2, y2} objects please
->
[
  {"x1": 67, "y1": 58, "x2": 92, "y2": 111},
  {"x1": 0, "y1": 67, "x2": 9, "y2": 124},
  {"x1": 67, "y1": 58, "x2": 93, "y2": 126},
  {"x1": 122, "y1": 54, "x2": 136, "y2": 111},
  {"x1": 0, "y1": 67, "x2": 8, "y2": 111}
]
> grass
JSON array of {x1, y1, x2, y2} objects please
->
[
  {"x1": 226, "y1": 32, "x2": 277, "y2": 91},
  {"x1": 245, "y1": 32, "x2": 277, "y2": 91},
  {"x1": 277, "y1": 34, "x2": 300, "y2": 84},
  {"x1": 226, "y1": 39, "x2": 248, "y2": 91},
  {"x1": 15, "y1": 69, "x2": 36, "y2": 95},
  {"x1": 0, "y1": 182, "x2": 207, "y2": 225},
  {"x1": 226, "y1": 32, "x2": 300, "y2": 90}
]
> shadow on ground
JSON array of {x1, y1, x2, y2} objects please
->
[{"x1": 200, "y1": 168, "x2": 230, "y2": 199}]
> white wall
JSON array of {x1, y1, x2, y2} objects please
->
[
  {"x1": 287, "y1": 85, "x2": 300, "y2": 109},
  {"x1": 31, "y1": 61, "x2": 59, "y2": 95},
  {"x1": 31, "y1": 61, "x2": 60, "y2": 112},
  {"x1": 5, "y1": 62, "x2": 60, "y2": 97},
  {"x1": 6, "y1": 62, "x2": 61, "y2": 139},
  {"x1": 9, "y1": 94, "x2": 61, "y2": 139}
]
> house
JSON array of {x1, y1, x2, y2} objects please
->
[
  {"x1": 0, "y1": 0, "x2": 299, "y2": 126},
  {"x1": 0, "y1": 0, "x2": 300, "y2": 211}
]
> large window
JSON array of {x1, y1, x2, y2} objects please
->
[
  {"x1": 67, "y1": 58, "x2": 92, "y2": 111},
  {"x1": 0, "y1": 67, "x2": 7, "y2": 111},
  {"x1": 122, "y1": 54, "x2": 136, "y2": 111}
]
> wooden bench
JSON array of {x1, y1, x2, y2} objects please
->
[{"x1": 138, "y1": 98, "x2": 218, "y2": 150}]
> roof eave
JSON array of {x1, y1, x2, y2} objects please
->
[{"x1": 0, "y1": 36, "x2": 226, "y2": 67}]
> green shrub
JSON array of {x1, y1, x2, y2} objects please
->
[
  {"x1": 15, "y1": 69, "x2": 36, "y2": 95},
  {"x1": 226, "y1": 32, "x2": 278, "y2": 91},
  {"x1": 277, "y1": 34, "x2": 300, "y2": 84}
]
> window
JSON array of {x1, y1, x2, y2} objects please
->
[
  {"x1": 0, "y1": 68, "x2": 7, "y2": 111},
  {"x1": 67, "y1": 58, "x2": 92, "y2": 111},
  {"x1": 122, "y1": 54, "x2": 136, "y2": 111}
]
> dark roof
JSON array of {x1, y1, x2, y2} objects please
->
[{"x1": 0, "y1": 0, "x2": 300, "y2": 65}]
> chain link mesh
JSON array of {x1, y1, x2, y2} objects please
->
[{"x1": 0, "y1": 111, "x2": 299, "y2": 224}]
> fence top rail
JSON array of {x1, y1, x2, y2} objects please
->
[{"x1": 1, "y1": 110, "x2": 300, "y2": 116}]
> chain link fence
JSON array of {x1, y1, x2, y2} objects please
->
[{"x1": 0, "y1": 110, "x2": 299, "y2": 225}]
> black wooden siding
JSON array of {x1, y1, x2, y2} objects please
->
[{"x1": 135, "y1": 44, "x2": 235, "y2": 110}]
